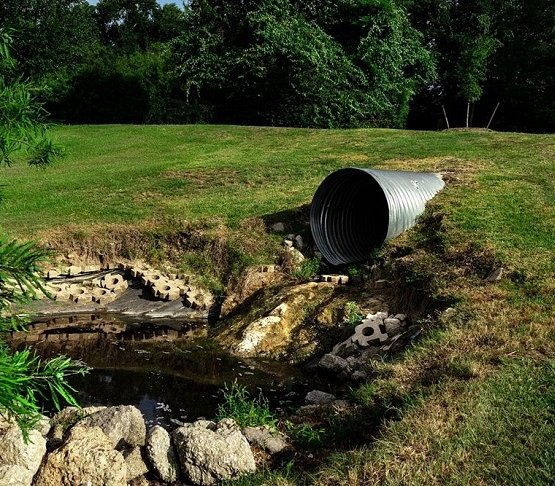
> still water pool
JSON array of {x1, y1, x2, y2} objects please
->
[{"x1": 9, "y1": 314, "x2": 335, "y2": 428}]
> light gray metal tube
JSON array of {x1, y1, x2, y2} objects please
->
[{"x1": 310, "y1": 168, "x2": 444, "y2": 265}]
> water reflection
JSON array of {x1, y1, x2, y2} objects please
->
[{"x1": 9, "y1": 314, "x2": 330, "y2": 428}]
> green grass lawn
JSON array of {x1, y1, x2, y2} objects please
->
[{"x1": 2, "y1": 124, "x2": 554, "y2": 484}]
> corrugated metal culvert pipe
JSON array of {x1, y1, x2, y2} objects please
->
[{"x1": 310, "y1": 168, "x2": 445, "y2": 265}]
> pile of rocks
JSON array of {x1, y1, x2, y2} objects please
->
[
  {"x1": 0, "y1": 405, "x2": 289, "y2": 486},
  {"x1": 315, "y1": 311, "x2": 420, "y2": 382}
]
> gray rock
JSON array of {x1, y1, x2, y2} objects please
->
[
  {"x1": 173, "y1": 419, "x2": 256, "y2": 485},
  {"x1": 318, "y1": 353, "x2": 351, "y2": 376},
  {"x1": 294, "y1": 235, "x2": 304, "y2": 249},
  {"x1": 383, "y1": 318, "x2": 401, "y2": 335},
  {"x1": 330, "y1": 338, "x2": 359, "y2": 358},
  {"x1": 394, "y1": 313, "x2": 406, "y2": 321},
  {"x1": 35, "y1": 415, "x2": 51, "y2": 438},
  {"x1": 124, "y1": 447, "x2": 149, "y2": 482},
  {"x1": 305, "y1": 390, "x2": 336, "y2": 405},
  {"x1": 0, "y1": 419, "x2": 46, "y2": 486},
  {"x1": 283, "y1": 239, "x2": 294, "y2": 248},
  {"x1": 345, "y1": 355, "x2": 360, "y2": 368},
  {"x1": 77, "y1": 405, "x2": 146, "y2": 449},
  {"x1": 271, "y1": 222, "x2": 285, "y2": 232},
  {"x1": 295, "y1": 404, "x2": 324, "y2": 416},
  {"x1": 35, "y1": 425, "x2": 127, "y2": 486},
  {"x1": 242, "y1": 426, "x2": 290, "y2": 455},
  {"x1": 351, "y1": 370, "x2": 368, "y2": 382},
  {"x1": 486, "y1": 266, "x2": 504, "y2": 282},
  {"x1": 360, "y1": 347, "x2": 382, "y2": 361},
  {"x1": 286, "y1": 247, "x2": 305, "y2": 265},
  {"x1": 49, "y1": 406, "x2": 106, "y2": 445},
  {"x1": 146, "y1": 425, "x2": 180, "y2": 483},
  {"x1": 0, "y1": 464, "x2": 34, "y2": 486}
]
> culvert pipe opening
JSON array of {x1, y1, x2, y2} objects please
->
[{"x1": 310, "y1": 168, "x2": 445, "y2": 266}]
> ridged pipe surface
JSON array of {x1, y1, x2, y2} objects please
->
[{"x1": 310, "y1": 168, "x2": 445, "y2": 265}]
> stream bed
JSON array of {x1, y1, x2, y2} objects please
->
[{"x1": 8, "y1": 313, "x2": 337, "y2": 429}]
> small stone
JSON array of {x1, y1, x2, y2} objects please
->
[
  {"x1": 394, "y1": 313, "x2": 406, "y2": 321},
  {"x1": 317, "y1": 354, "x2": 351, "y2": 376},
  {"x1": 305, "y1": 390, "x2": 336, "y2": 405},
  {"x1": 294, "y1": 235, "x2": 304, "y2": 249},
  {"x1": 242, "y1": 426, "x2": 290, "y2": 455},
  {"x1": 383, "y1": 318, "x2": 401, "y2": 335},
  {"x1": 286, "y1": 247, "x2": 305, "y2": 265},
  {"x1": 330, "y1": 338, "x2": 359, "y2": 358},
  {"x1": 271, "y1": 222, "x2": 285, "y2": 232},
  {"x1": 283, "y1": 239, "x2": 294, "y2": 248},
  {"x1": 351, "y1": 370, "x2": 368, "y2": 382},
  {"x1": 374, "y1": 279, "x2": 388, "y2": 289},
  {"x1": 486, "y1": 266, "x2": 504, "y2": 282}
]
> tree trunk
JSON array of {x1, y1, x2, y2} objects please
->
[
  {"x1": 487, "y1": 102, "x2": 501, "y2": 129},
  {"x1": 442, "y1": 105, "x2": 450, "y2": 129},
  {"x1": 466, "y1": 102, "x2": 470, "y2": 128}
]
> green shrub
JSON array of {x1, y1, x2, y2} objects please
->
[
  {"x1": 292, "y1": 255, "x2": 321, "y2": 280},
  {"x1": 344, "y1": 301, "x2": 364, "y2": 327},
  {"x1": 216, "y1": 381, "x2": 277, "y2": 429}
]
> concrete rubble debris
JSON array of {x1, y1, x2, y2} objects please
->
[
  {"x1": 92, "y1": 287, "x2": 117, "y2": 304},
  {"x1": 352, "y1": 317, "x2": 388, "y2": 347},
  {"x1": 102, "y1": 273, "x2": 128, "y2": 292},
  {"x1": 320, "y1": 274, "x2": 349, "y2": 284}
]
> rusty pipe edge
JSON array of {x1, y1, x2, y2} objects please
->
[{"x1": 310, "y1": 168, "x2": 445, "y2": 266}]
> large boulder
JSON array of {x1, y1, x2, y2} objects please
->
[
  {"x1": 35, "y1": 425, "x2": 127, "y2": 486},
  {"x1": 0, "y1": 418, "x2": 46, "y2": 486},
  {"x1": 146, "y1": 425, "x2": 180, "y2": 483},
  {"x1": 77, "y1": 405, "x2": 146, "y2": 448},
  {"x1": 172, "y1": 419, "x2": 256, "y2": 485},
  {"x1": 49, "y1": 406, "x2": 106, "y2": 448},
  {"x1": 217, "y1": 282, "x2": 336, "y2": 362}
]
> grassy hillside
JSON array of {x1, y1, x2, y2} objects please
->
[{"x1": 1, "y1": 125, "x2": 554, "y2": 484}]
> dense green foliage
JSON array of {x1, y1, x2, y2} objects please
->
[
  {"x1": 0, "y1": 0, "x2": 552, "y2": 131},
  {"x1": 0, "y1": 31, "x2": 85, "y2": 435}
]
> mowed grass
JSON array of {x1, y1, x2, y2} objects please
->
[
  {"x1": 1, "y1": 125, "x2": 554, "y2": 484},
  {"x1": 1, "y1": 125, "x2": 552, "y2": 275}
]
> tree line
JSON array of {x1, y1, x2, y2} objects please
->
[{"x1": 1, "y1": 0, "x2": 553, "y2": 132}]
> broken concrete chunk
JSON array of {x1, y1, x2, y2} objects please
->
[{"x1": 352, "y1": 318, "x2": 388, "y2": 347}]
